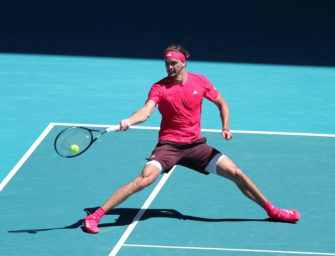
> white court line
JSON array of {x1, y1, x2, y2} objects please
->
[
  {"x1": 2, "y1": 123, "x2": 333, "y2": 193},
  {"x1": 2, "y1": 122, "x2": 335, "y2": 255},
  {"x1": 123, "y1": 244, "x2": 335, "y2": 256},
  {"x1": 0, "y1": 121, "x2": 174, "y2": 255},
  {"x1": 52, "y1": 122, "x2": 335, "y2": 137},
  {"x1": 0, "y1": 123, "x2": 55, "y2": 191},
  {"x1": 202, "y1": 129, "x2": 335, "y2": 138},
  {"x1": 108, "y1": 166, "x2": 176, "y2": 256}
]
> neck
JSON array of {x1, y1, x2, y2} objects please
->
[{"x1": 171, "y1": 70, "x2": 187, "y2": 84}]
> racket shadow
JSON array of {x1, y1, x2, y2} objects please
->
[{"x1": 7, "y1": 207, "x2": 284, "y2": 234}]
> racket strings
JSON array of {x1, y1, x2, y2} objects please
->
[{"x1": 54, "y1": 127, "x2": 92, "y2": 157}]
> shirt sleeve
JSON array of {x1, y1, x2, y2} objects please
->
[
  {"x1": 200, "y1": 75, "x2": 219, "y2": 102},
  {"x1": 146, "y1": 83, "x2": 161, "y2": 104}
]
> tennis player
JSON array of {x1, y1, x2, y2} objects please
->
[{"x1": 83, "y1": 45, "x2": 300, "y2": 233}]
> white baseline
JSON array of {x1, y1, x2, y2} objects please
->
[{"x1": 123, "y1": 244, "x2": 335, "y2": 256}]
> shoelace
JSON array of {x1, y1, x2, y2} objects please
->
[
  {"x1": 272, "y1": 208, "x2": 294, "y2": 218},
  {"x1": 84, "y1": 210, "x2": 100, "y2": 225},
  {"x1": 84, "y1": 215, "x2": 100, "y2": 229}
]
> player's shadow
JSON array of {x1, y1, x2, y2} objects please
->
[{"x1": 7, "y1": 207, "x2": 284, "y2": 234}]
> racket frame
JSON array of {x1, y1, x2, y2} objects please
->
[{"x1": 54, "y1": 125, "x2": 120, "y2": 158}]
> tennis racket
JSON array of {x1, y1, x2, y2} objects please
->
[{"x1": 54, "y1": 125, "x2": 120, "y2": 158}]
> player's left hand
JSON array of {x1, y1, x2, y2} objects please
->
[{"x1": 222, "y1": 129, "x2": 233, "y2": 140}]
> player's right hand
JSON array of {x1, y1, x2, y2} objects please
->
[{"x1": 119, "y1": 119, "x2": 132, "y2": 131}]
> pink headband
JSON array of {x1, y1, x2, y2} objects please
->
[{"x1": 164, "y1": 51, "x2": 186, "y2": 62}]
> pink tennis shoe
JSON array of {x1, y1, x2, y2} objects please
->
[
  {"x1": 264, "y1": 201, "x2": 300, "y2": 223},
  {"x1": 83, "y1": 208, "x2": 106, "y2": 234},
  {"x1": 83, "y1": 214, "x2": 100, "y2": 233}
]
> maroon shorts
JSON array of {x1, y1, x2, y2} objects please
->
[{"x1": 147, "y1": 137, "x2": 220, "y2": 175}]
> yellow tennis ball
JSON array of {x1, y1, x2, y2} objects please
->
[{"x1": 70, "y1": 144, "x2": 80, "y2": 153}]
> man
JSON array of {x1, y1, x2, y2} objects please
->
[{"x1": 83, "y1": 45, "x2": 300, "y2": 234}]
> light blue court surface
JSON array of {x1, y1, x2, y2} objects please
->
[
  {"x1": 0, "y1": 124, "x2": 335, "y2": 256},
  {"x1": 1, "y1": 53, "x2": 335, "y2": 181},
  {"x1": 1, "y1": 53, "x2": 335, "y2": 255}
]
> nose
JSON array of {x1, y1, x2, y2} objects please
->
[{"x1": 167, "y1": 65, "x2": 174, "y2": 71}]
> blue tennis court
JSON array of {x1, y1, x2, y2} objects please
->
[
  {"x1": 1, "y1": 121, "x2": 335, "y2": 255},
  {"x1": 1, "y1": 8, "x2": 335, "y2": 252}
]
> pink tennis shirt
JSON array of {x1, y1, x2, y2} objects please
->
[{"x1": 147, "y1": 72, "x2": 219, "y2": 143}]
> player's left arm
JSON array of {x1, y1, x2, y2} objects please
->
[{"x1": 213, "y1": 93, "x2": 233, "y2": 140}]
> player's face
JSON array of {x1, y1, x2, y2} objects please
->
[{"x1": 165, "y1": 58, "x2": 185, "y2": 77}]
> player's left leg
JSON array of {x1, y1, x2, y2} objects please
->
[
  {"x1": 215, "y1": 155, "x2": 267, "y2": 206},
  {"x1": 215, "y1": 155, "x2": 300, "y2": 222}
]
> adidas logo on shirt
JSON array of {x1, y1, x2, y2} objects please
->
[{"x1": 193, "y1": 90, "x2": 198, "y2": 95}]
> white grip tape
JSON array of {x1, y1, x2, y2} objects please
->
[{"x1": 106, "y1": 125, "x2": 121, "y2": 132}]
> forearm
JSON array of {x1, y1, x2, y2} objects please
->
[
  {"x1": 219, "y1": 101, "x2": 230, "y2": 131},
  {"x1": 127, "y1": 108, "x2": 151, "y2": 125},
  {"x1": 214, "y1": 94, "x2": 232, "y2": 140},
  {"x1": 123, "y1": 100, "x2": 156, "y2": 126},
  {"x1": 215, "y1": 94, "x2": 230, "y2": 130}
]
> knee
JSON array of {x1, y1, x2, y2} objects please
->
[
  {"x1": 130, "y1": 178, "x2": 147, "y2": 193},
  {"x1": 138, "y1": 176, "x2": 155, "y2": 191},
  {"x1": 216, "y1": 157, "x2": 249, "y2": 184},
  {"x1": 231, "y1": 168, "x2": 246, "y2": 183},
  {"x1": 132, "y1": 169, "x2": 158, "y2": 192},
  {"x1": 222, "y1": 165, "x2": 246, "y2": 184}
]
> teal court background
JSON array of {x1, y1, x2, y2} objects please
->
[
  {"x1": 0, "y1": 52, "x2": 335, "y2": 255},
  {"x1": 0, "y1": 124, "x2": 334, "y2": 255},
  {"x1": 1, "y1": 53, "x2": 334, "y2": 182}
]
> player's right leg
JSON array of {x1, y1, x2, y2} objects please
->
[
  {"x1": 101, "y1": 163, "x2": 161, "y2": 211},
  {"x1": 83, "y1": 163, "x2": 161, "y2": 234}
]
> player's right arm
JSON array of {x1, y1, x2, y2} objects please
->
[{"x1": 119, "y1": 100, "x2": 156, "y2": 131}]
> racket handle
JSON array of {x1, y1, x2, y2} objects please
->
[{"x1": 106, "y1": 125, "x2": 121, "y2": 132}]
